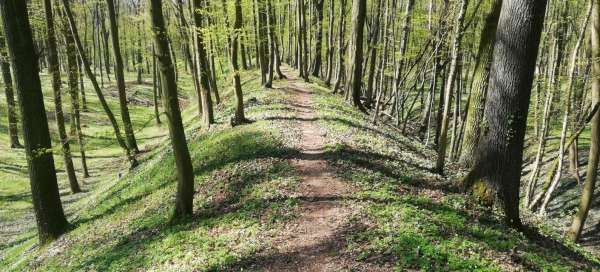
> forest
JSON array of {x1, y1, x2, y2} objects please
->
[{"x1": 0, "y1": 0, "x2": 599, "y2": 270}]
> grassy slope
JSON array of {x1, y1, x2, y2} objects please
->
[
  {"x1": 307, "y1": 80, "x2": 600, "y2": 271},
  {"x1": 0, "y1": 68, "x2": 305, "y2": 271},
  {"x1": 1, "y1": 67, "x2": 599, "y2": 271}
]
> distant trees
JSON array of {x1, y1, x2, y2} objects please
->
[{"x1": 0, "y1": 0, "x2": 70, "y2": 242}]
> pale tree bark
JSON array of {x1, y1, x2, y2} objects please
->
[
  {"x1": 568, "y1": 0, "x2": 600, "y2": 242},
  {"x1": 435, "y1": 0, "x2": 468, "y2": 175}
]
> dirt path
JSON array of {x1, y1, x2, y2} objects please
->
[{"x1": 240, "y1": 71, "x2": 390, "y2": 271}]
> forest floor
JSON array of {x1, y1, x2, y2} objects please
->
[{"x1": 1, "y1": 67, "x2": 599, "y2": 271}]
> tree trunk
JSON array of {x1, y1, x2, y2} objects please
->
[
  {"x1": 232, "y1": 0, "x2": 247, "y2": 124},
  {"x1": 44, "y1": 0, "x2": 80, "y2": 194},
  {"x1": 149, "y1": 0, "x2": 196, "y2": 218},
  {"x1": 332, "y1": 0, "x2": 347, "y2": 94},
  {"x1": 152, "y1": 46, "x2": 161, "y2": 124},
  {"x1": 0, "y1": 0, "x2": 70, "y2": 243},
  {"x1": 62, "y1": 0, "x2": 138, "y2": 167},
  {"x1": 192, "y1": 0, "x2": 215, "y2": 126},
  {"x1": 61, "y1": 13, "x2": 90, "y2": 178},
  {"x1": 346, "y1": 0, "x2": 367, "y2": 112},
  {"x1": 460, "y1": 0, "x2": 502, "y2": 167},
  {"x1": 463, "y1": 0, "x2": 548, "y2": 228},
  {"x1": 568, "y1": 0, "x2": 600, "y2": 242},
  {"x1": 324, "y1": 0, "x2": 335, "y2": 85},
  {"x1": 435, "y1": 0, "x2": 468, "y2": 175},
  {"x1": 311, "y1": 0, "x2": 324, "y2": 77},
  {"x1": 0, "y1": 31, "x2": 21, "y2": 148},
  {"x1": 107, "y1": 0, "x2": 140, "y2": 153}
]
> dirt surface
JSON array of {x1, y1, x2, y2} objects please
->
[{"x1": 239, "y1": 71, "x2": 391, "y2": 272}]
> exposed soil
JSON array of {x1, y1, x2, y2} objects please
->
[{"x1": 240, "y1": 72, "x2": 391, "y2": 272}]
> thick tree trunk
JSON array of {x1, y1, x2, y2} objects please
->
[
  {"x1": 332, "y1": 0, "x2": 347, "y2": 93},
  {"x1": 149, "y1": 0, "x2": 195, "y2": 218},
  {"x1": 43, "y1": 0, "x2": 80, "y2": 194},
  {"x1": 463, "y1": 0, "x2": 548, "y2": 228},
  {"x1": 0, "y1": 0, "x2": 70, "y2": 243},
  {"x1": 364, "y1": 0, "x2": 383, "y2": 108},
  {"x1": 568, "y1": 0, "x2": 600, "y2": 242},
  {"x1": 107, "y1": 0, "x2": 140, "y2": 153}
]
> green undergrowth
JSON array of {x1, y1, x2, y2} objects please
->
[
  {"x1": 0, "y1": 69, "x2": 302, "y2": 271},
  {"x1": 307, "y1": 79, "x2": 600, "y2": 271}
]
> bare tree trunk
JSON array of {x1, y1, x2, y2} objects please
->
[
  {"x1": 107, "y1": 0, "x2": 140, "y2": 153},
  {"x1": 0, "y1": 32, "x2": 21, "y2": 148},
  {"x1": 435, "y1": 0, "x2": 468, "y2": 175},
  {"x1": 568, "y1": 0, "x2": 600, "y2": 241},
  {"x1": 192, "y1": 0, "x2": 215, "y2": 126},
  {"x1": 346, "y1": 0, "x2": 368, "y2": 112},
  {"x1": 62, "y1": 0, "x2": 138, "y2": 167},
  {"x1": 0, "y1": 0, "x2": 70, "y2": 243},
  {"x1": 44, "y1": 0, "x2": 80, "y2": 194},
  {"x1": 231, "y1": 0, "x2": 248, "y2": 124},
  {"x1": 462, "y1": 0, "x2": 548, "y2": 228},
  {"x1": 149, "y1": 0, "x2": 195, "y2": 218}
]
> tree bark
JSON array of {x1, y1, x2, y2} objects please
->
[
  {"x1": 192, "y1": 0, "x2": 215, "y2": 126},
  {"x1": 346, "y1": 0, "x2": 367, "y2": 112},
  {"x1": 435, "y1": 0, "x2": 468, "y2": 174},
  {"x1": 44, "y1": 0, "x2": 80, "y2": 194},
  {"x1": 0, "y1": 0, "x2": 70, "y2": 243},
  {"x1": 568, "y1": 0, "x2": 600, "y2": 242},
  {"x1": 106, "y1": 0, "x2": 140, "y2": 153},
  {"x1": 311, "y1": 0, "x2": 324, "y2": 77},
  {"x1": 62, "y1": 0, "x2": 138, "y2": 167},
  {"x1": 231, "y1": 0, "x2": 247, "y2": 124},
  {"x1": 463, "y1": 0, "x2": 548, "y2": 228},
  {"x1": 149, "y1": 0, "x2": 196, "y2": 218},
  {"x1": 460, "y1": 0, "x2": 502, "y2": 167},
  {"x1": 0, "y1": 30, "x2": 21, "y2": 148}
]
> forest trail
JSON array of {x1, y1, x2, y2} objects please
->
[{"x1": 246, "y1": 73, "x2": 372, "y2": 271}]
